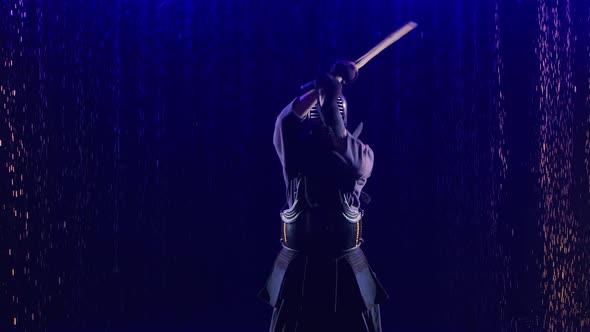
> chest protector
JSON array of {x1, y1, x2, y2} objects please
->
[{"x1": 279, "y1": 178, "x2": 363, "y2": 254}]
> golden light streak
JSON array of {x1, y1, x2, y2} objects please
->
[{"x1": 536, "y1": 0, "x2": 587, "y2": 329}]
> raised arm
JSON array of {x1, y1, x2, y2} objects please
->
[
  {"x1": 313, "y1": 63, "x2": 371, "y2": 179},
  {"x1": 273, "y1": 92, "x2": 318, "y2": 176},
  {"x1": 292, "y1": 89, "x2": 320, "y2": 119},
  {"x1": 334, "y1": 133, "x2": 374, "y2": 179}
]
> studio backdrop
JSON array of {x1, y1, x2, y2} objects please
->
[{"x1": 1, "y1": 0, "x2": 589, "y2": 331}]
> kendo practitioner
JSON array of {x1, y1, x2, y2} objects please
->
[{"x1": 259, "y1": 60, "x2": 388, "y2": 332}]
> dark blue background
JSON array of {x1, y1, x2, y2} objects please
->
[{"x1": 1, "y1": 0, "x2": 589, "y2": 331}]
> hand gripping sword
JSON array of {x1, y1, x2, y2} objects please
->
[{"x1": 300, "y1": 21, "x2": 418, "y2": 90}]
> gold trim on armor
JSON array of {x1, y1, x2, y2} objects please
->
[{"x1": 283, "y1": 223, "x2": 288, "y2": 245}]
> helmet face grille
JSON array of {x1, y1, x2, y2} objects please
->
[{"x1": 309, "y1": 95, "x2": 346, "y2": 120}]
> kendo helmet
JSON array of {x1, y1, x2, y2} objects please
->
[{"x1": 308, "y1": 94, "x2": 348, "y2": 126}]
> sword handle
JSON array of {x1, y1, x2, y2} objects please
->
[{"x1": 300, "y1": 21, "x2": 418, "y2": 90}]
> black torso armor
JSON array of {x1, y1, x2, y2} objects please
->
[{"x1": 280, "y1": 177, "x2": 363, "y2": 254}]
